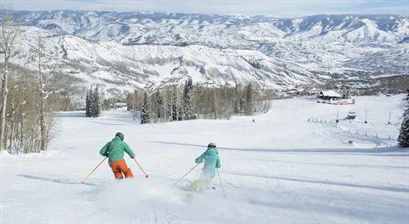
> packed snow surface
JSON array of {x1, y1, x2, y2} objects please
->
[{"x1": 1, "y1": 95, "x2": 408, "y2": 224}]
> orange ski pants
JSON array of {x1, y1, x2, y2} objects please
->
[{"x1": 110, "y1": 159, "x2": 134, "y2": 179}]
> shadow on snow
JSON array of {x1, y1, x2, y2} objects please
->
[
  {"x1": 17, "y1": 174, "x2": 95, "y2": 186},
  {"x1": 253, "y1": 159, "x2": 409, "y2": 170},
  {"x1": 226, "y1": 172, "x2": 409, "y2": 194},
  {"x1": 54, "y1": 112, "x2": 85, "y2": 118},
  {"x1": 150, "y1": 141, "x2": 409, "y2": 155}
]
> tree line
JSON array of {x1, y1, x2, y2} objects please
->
[
  {"x1": 398, "y1": 90, "x2": 409, "y2": 148},
  {"x1": 124, "y1": 79, "x2": 271, "y2": 124},
  {"x1": 0, "y1": 16, "x2": 66, "y2": 154},
  {"x1": 85, "y1": 85, "x2": 101, "y2": 117}
]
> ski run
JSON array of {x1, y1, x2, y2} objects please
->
[{"x1": 0, "y1": 95, "x2": 408, "y2": 224}]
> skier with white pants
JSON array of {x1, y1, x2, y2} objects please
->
[{"x1": 191, "y1": 143, "x2": 221, "y2": 191}]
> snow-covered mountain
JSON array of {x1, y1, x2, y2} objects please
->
[{"x1": 6, "y1": 11, "x2": 409, "y2": 91}]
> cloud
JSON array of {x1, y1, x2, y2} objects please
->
[{"x1": 7, "y1": 0, "x2": 409, "y2": 17}]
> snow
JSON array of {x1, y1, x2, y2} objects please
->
[
  {"x1": 13, "y1": 26, "x2": 319, "y2": 92},
  {"x1": 0, "y1": 95, "x2": 408, "y2": 224},
  {"x1": 9, "y1": 12, "x2": 409, "y2": 92},
  {"x1": 370, "y1": 74, "x2": 405, "y2": 79}
]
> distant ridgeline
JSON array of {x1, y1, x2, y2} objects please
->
[
  {"x1": 321, "y1": 74, "x2": 409, "y2": 96},
  {"x1": 2, "y1": 11, "x2": 409, "y2": 99}
]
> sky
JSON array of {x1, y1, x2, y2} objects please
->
[{"x1": 5, "y1": 0, "x2": 409, "y2": 17}]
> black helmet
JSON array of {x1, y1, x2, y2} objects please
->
[
  {"x1": 115, "y1": 132, "x2": 125, "y2": 141},
  {"x1": 208, "y1": 142, "x2": 216, "y2": 148}
]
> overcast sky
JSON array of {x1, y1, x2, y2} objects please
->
[{"x1": 6, "y1": 0, "x2": 409, "y2": 17}]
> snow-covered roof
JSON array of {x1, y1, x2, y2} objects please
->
[
  {"x1": 320, "y1": 90, "x2": 342, "y2": 98},
  {"x1": 114, "y1": 102, "x2": 127, "y2": 107}
]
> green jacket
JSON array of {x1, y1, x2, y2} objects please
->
[
  {"x1": 195, "y1": 147, "x2": 221, "y2": 177},
  {"x1": 99, "y1": 136, "x2": 135, "y2": 162}
]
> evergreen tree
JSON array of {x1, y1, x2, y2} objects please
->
[
  {"x1": 90, "y1": 87, "x2": 96, "y2": 117},
  {"x1": 182, "y1": 78, "x2": 194, "y2": 120},
  {"x1": 403, "y1": 90, "x2": 409, "y2": 119},
  {"x1": 163, "y1": 87, "x2": 172, "y2": 121},
  {"x1": 85, "y1": 86, "x2": 101, "y2": 118},
  {"x1": 399, "y1": 90, "x2": 409, "y2": 147},
  {"x1": 94, "y1": 86, "x2": 101, "y2": 117},
  {"x1": 245, "y1": 83, "x2": 254, "y2": 115},
  {"x1": 85, "y1": 89, "x2": 91, "y2": 117},
  {"x1": 141, "y1": 91, "x2": 151, "y2": 124},
  {"x1": 154, "y1": 90, "x2": 163, "y2": 120},
  {"x1": 171, "y1": 85, "x2": 178, "y2": 121},
  {"x1": 89, "y1": 87, "x2": 96, "y2": 117},
  {"x1": 399, "y1": 110, "x2": 409, "y2": 147},
  {"x1": 233, "y1": 84, "x2": 241, "y2": 114}
]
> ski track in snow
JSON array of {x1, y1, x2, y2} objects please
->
[{"x1": 0, "y1": 95, "x2": 408, "y2": 224}]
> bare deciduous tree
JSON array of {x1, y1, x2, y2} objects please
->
[
  {"x1": 29, "y1": 36, "x2": 57, "y2": 151},
  {"x1": 0, "y1": 15, "x2": 18, "y2": 151},
  {"x1": 125, "y1": 82, "x2": 271, "y2": 123}
]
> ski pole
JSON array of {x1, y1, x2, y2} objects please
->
[
  {"x1": 217, "y1": 170, "x2": 227, "y2": 198},
  {"x1": 133, "y1": 158, "x2": 149, "y2": 178},
  {"x1": 174, "y1": 164, "x2": 200, "y2": 186},
  {"x1": 81, "y1": 157, "x2": 107, "y2": 183}
]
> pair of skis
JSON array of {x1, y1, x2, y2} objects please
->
[
  {"x1": 81, "y1": 159, "x2": 226, "y2": 198},
  {"x1": 174, "y1": 164, "x2": 226, "y2": 198}
]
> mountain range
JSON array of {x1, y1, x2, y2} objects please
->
[{"x1": 4, "y1": 10, "x2": 409, "y2": 93}]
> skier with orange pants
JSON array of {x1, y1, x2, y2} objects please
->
[{"x1": 99, "y1": 132, "x2": 135, "y2": 179}]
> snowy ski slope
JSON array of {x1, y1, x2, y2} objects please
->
[{"x1": 0, "y1": 95, "x2": 408, "y2": 224}]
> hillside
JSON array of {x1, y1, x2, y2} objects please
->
[{"x1": 5, "y1": 11, "x2": 409, "y2": 92}]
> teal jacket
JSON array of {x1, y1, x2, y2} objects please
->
[
  {"x1": 99, "y1": 136, "x2": 135, "y2": 162},
  {"x1": 195, "y1": 147, "x2": 221, "y2": 178}
]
